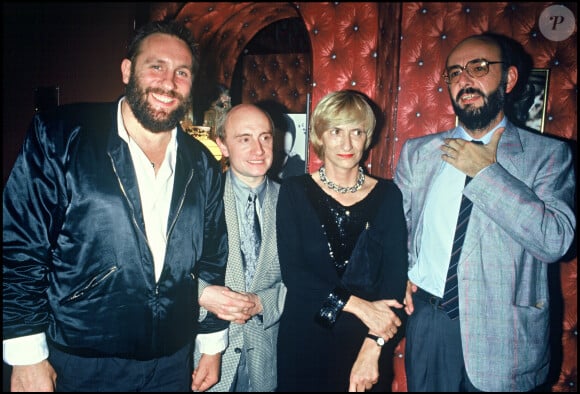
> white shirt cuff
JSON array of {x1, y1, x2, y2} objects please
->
[
  {"x1": 195, "y1": 328, "x2": 228, "y2": 355},
  {"x1": 3, "y1": 333, "x2": 49, "y2": 366}
]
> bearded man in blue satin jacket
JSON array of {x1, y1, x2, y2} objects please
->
[{"x1": 3, "y1": 20, "x2": 229, "y2": 392}]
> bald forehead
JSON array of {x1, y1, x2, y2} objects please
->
[
  {"x1": 447, "y1": 36, "x2": 501, "y2": 66},
  {"x1": 225, "y1": 104, "x2": 272, "y2": 131},
  {"x1": 229, "y1": 104, "x2": 263, "y2": 117},
  {"x1": 228, "y1": 105, "x2": 267, "y2": 123}
]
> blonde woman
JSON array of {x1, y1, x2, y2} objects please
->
[{"x1": 276, "y1": 90, "x2": 408, "y2": 392}]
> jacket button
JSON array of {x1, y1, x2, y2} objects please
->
[{"x1": 234, "y1": 348, "x2": 242, "y2": 354}]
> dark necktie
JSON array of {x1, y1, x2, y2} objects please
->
[
  {"x1": 440, "y1": 140, "x2": 482, "y2": 319},
  {"x1": 241, "y1": 193, "x2": 260, "y2": 289}
]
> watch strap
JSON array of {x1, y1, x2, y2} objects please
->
[{"x1": 366, "y1": 333, "x2": 385, "y2": 346}]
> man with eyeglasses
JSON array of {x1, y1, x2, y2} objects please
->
[{"x1": 394, "y1": 32, "x2": 575, "y2": 392}]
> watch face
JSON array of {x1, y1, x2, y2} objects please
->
[{"x1": 377, "y1": 337, "x2": 385, "y2": 346}]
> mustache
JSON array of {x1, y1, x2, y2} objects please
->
[{"x1": 456, "y1": 87, "x2": 485, "y2": 102}]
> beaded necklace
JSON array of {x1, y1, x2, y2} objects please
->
[{"x1": 318, "y1": 165, "x2": 365, "y2": 194}]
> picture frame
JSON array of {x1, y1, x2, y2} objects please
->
[
  {"x1": 275, "y1": 93, "x2": 310, "y2": 180},
  {"x1": 277, "y1": 112, "x2": 308, "y2": 180},
  {"x1": 525, "y1": 68, "x2": 550, "y2": 133}
]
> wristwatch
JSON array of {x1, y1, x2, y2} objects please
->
[{"x1": 366, "y1": 333, "x2": 385, "y2": 347}]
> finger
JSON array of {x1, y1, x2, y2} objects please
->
[
  {"x1": 224, "y1": 299, "x2": 254, "y2": 310},
  {"x1": 390, "y1": 316, "x2": 402, "y2": 327},
  {"x1": 385, "y1": 299, "x2": 403, "y2": 308},
  {"x1": 216, "y1": 312, "x2": 250, "y2": 322},
  {"x1": 440, "y1": 143, "x2": 454, "y2": 157},
  {"x1": 198, "y1": 380, "x2": 210, "y2": 392},
  {"x1": 404, "y1": 295, "x2": 414, "y2": 315},
  {"x1": 222, "y1": 289, "x2": 250, "y2": 300}
]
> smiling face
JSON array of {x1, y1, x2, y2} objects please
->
[
  {"x1": 446, "y1": 37, "x2": 517, "y2": 133},
  {"x1": 217, "y1": 104, "x2": 274, "y2": 188},
  {"x1": 122, "y1": 33, "x2": 193, "y2": 133}
]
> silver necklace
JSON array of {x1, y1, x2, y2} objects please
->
[{"x1": 318, "y1": 165, "x2": 365, "y2": 194}]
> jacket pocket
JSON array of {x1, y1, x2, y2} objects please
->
[{"x1": 60, "y1": 266, "x2": 119, "y2": 305}]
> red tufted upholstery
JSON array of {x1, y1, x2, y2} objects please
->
[
  {"x1": 151, "y1": 2, "x2": 577, "y2": 392},
  {"x1": 242, "y1": 53, "x2": 311, "y2": 113}
]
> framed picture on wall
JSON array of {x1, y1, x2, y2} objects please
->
[
  {"x1": 525, "y1": 68, "x2": 550, "y2": 133},
  {"x1": 276, "y1": 113, "x2": 308, "y2": 180},
  {"x1": 272, "y1": 93, "x2": 310, "y2": 181}
]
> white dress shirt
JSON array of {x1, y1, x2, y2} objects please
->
[{"x1": 408, "y1": 118, "x2": 506, "y2": 297}]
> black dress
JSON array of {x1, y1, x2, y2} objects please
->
[{"x1": 276, "y1": 175, "x2": 408, "y2": 392}]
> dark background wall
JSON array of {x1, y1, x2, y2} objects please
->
[{"x1": 2, "y1": 2, "x2": 150, "y2": 185}]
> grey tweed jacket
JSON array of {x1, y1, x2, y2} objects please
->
[
  {"x1": 395, "y1": 121, "x2": 576, "y2": 391},
  {"x1": 195, "y1": 171, "x2": 286, "y2": 392}
]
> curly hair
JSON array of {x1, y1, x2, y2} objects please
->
[{"x1": 126, "y1": 20, "x2": 200, "y2": 76}]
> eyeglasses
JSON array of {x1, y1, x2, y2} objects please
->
[{"x1": 442, "y1": 59, "x2": 505, "y2": 84}]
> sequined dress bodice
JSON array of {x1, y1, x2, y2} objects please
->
[{"x1": 305, "y1": 176, "x2": 382, "y2": 277}]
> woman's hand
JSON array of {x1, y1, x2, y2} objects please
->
[
  {"x1": 344, "y1": 296, "x2": 403, "y2": 340},
  {"x1": 348, "y1": 336, "x2": 381, "y2": 392}
]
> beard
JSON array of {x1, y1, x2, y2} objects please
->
[
  {"x1": 452, "y1": 82, "x2": 506, "y2": 131},
  {"x1": 125, "y1": 74, "x2": 191, "y2": 133}
]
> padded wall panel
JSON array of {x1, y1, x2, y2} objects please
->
[
  {"x1": 153, "y1": 2, "x2": 302, "y2": 115},
  {"x1": 298, "y1": 2, "x2": 380, "y2": 172},
  {"x1": 171, "y1": 2, "x2": 299, "y2": 87},
  {"x1": 242, "y1": 53, "x2": 311, "y2": 113}
]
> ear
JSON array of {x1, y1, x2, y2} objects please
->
[
  {"x1": 505, "y1": 65, "x2": 518, "y2": 94},
  {"x1": 216, "y1": 137, "x2": 230, "y2": 158},
  {"x1": 121, "y1": 59, "x2": 132, "y2": 85}
]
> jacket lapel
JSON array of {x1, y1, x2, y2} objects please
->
[
  {"x1": 223, "y1": 174, "x2": 247, "y2": 290},
  {"x1": 460, "y1": 123, "x2": 523, "y2": 260}
]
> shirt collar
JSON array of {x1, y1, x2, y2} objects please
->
[
  {"x1": 454, "y1": 116, "x2": 507, "y2": 144},
  {"x1": 228, "y1": 170, "x2": 267, "y2": 204}
]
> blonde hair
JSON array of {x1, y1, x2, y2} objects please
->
[{"x1": 309, "y1": 90, "x2": 376, "y2": 161}]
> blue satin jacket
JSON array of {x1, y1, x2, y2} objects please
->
[{"x1": 3, "y1": 101, "x2": 229, "y2": 360}]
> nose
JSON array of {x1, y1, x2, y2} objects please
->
[
  {"x1": 342, "y1": 134, "x2": 353, "y2": 150},
  {"x1": 456, "y1": 69, "x2": 475, "y2": 86},
  {"x1": 160, "y1": 70, "x2": 178, "y2": 90},
  {"x1": 251, "y1": 138, "x2": 265, "y2": 155}
]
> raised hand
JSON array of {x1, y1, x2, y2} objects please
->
[{"x1": 441, "y1": 127, "x2": 504, "y2": 177}]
